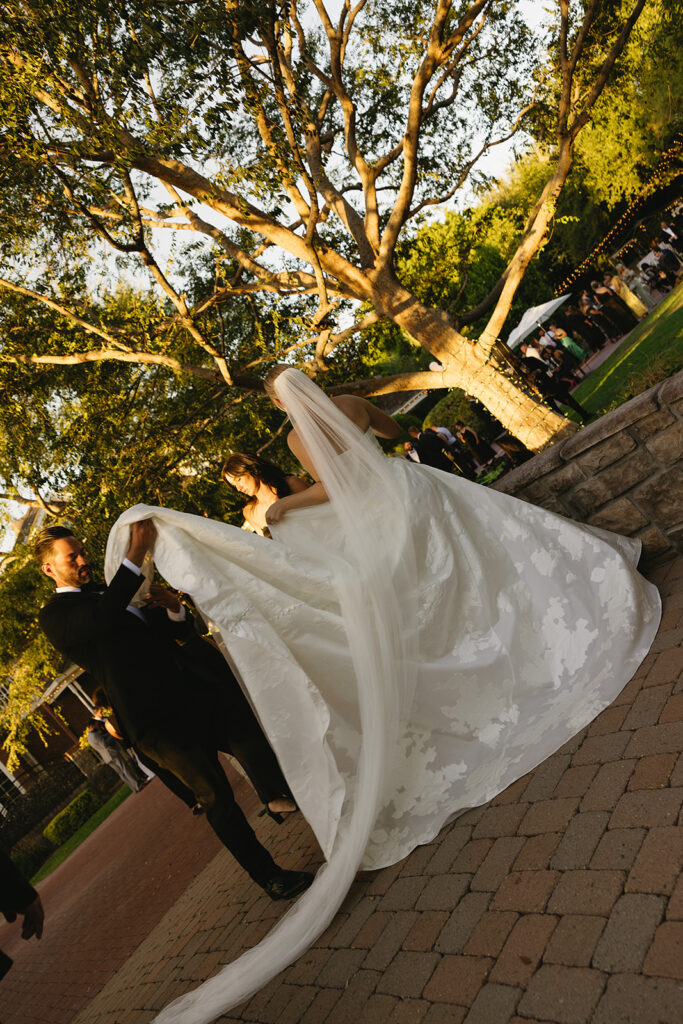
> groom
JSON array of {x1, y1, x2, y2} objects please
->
[{"x1": 35, "y1": 521, "x2": 313, "y2": 901}]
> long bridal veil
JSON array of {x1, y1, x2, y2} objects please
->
[{"x1": 105, "y1": 368, "x2": 422, "y2": 1023}]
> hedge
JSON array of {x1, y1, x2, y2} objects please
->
[
  {"x1": 10, "y1": 834, "x2": 55, "y2": 879},
  {"x1": 43, "y1": 789, "x2": 101, "y2": 847}
]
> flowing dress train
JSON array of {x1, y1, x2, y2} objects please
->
[{"x1": 105, "y1": 376, "x2": 660, "y2": 1022}]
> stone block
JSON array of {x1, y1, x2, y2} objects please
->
[
  {"x1": 423, "y1": 955, "x2": 492, "y2": 1005},
  {"x1": 645, "y1": 420, "x2": 683, "y2": 465},
  {"x1": 375, "y1": 951, "x2": 441, "y2": 999},
  {"x1": 661, "y1": 693, "x2": 683, "y2": 722},
  {"x1": 522, "y1": 754, "x2": 572, "y2": 802},
  {"x1": 560, "y1": 389, "x2": 657, "y2": 461},
  {"x1": 490, "y1": 870, "x2": 559, "y2": 913},
  {"x1": 622, "y1": 684, "x2": 672, "y2": 731},
  {"x1": 628, "y1": 753, "x2": 678, "y2": 791},
  {"x1": 488, "y1": 913, "x2": 558, "y2": 987},
  {"x1": 490, "y1": 445, "x2": 563, "y2": 495},
  {"x1": 571, "y1": 431, "x2": 637, "y2": 472},
  {"x1": 631, "y1": 408, "x2": 676, "y2": 440},
  {"x1": 547, "y1": 870, "x2": 625, "y2": 916},
  {"x1": 435, "y1": 892, "x2": 491, "y2": 954},
  {"x1": 590, "y1": 827, "x2": 645, "y2": 870},
  {"x1": 625, "y1": 723, "x2": 683, "y2": 757},
  {"x1": 470, "y1": 837, "x2": 525, "y2": 892},
  {"x1": 634, "y1": 468, "x2": 683, "y2": 529},
  {"x1": 542, "y1": 462, "x2": 587, "y2": 494},
  {"x1": 416, "y1": 874, "x2": 470, "y2": 912},
  {"x1": 544, "y1": 914, "x2": 606, "y2": 967},
  {"x1": 518, "y1": 480, "x2": 551, "y2": 504},
  {"x1": 462, "y1": 983, "x2": 522, "y2": 1024},
  {"x1": 463, "y1": 911, "x2": 518, "y2": 957},
  {"x1": 550, "y1": 811, "x2": 610, "y2": 870},
  {"x1": 658, "y1": 369, "x2": 683, "y2": 406},
  {"x1": 402, "y1": 911, "x2": 450, "y2": 953},
  {"x1": 593, "y1": 893, "x2": 665, "y2": 972},
  {"x1": 593, "y1": 974, "x2": 683, "y2": 1024},
  {"x1": 553, "y1": 764, "x2": 599, "y2": 798},
  {"x1": 571, "y1": 449, "x2": 655, "y2": 515},
  {"x1": 586, "y1": 497, "x2": 648, "y2": 534},
  {"x1": 472, "y1": 803, "x2": 529, "y2": 839},
  {"x1": 643, "y1": 921, "x2": 683, "y2": 980},
  {"x1": 512, "y1": 833, "x2": 562, "y2": 871},
  {"x1": 517, "y1": 964, "x2": 606, "y2": 1024},
  {"x1": 610, "y1": 788, "x2": 683, "y2": 829},
  {"x1": 635, "y1": 525, "x2": 674, "y2": 558},
  {"x1": 451, "y1": 839, "x2": 493, "y2": 874},
  {"x1": 626, "y1": 827, "x2": 683, "y2": 895}
]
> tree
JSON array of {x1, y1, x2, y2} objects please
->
[
  {"x1": 573, "y1": 0, "x2": 683, "y2": 207},
  {"x1": 0, "y1": 542, "x2": 60, "y2": 770},
  {"x1": 395, "y1": 148, "x2": 611, "y2": 340},
  {"x1": 0, "y1": 0, "x2": 648, "y2": 451}
]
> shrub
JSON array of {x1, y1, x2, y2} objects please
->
[
  {"x1": 88, "y1": 763, "x2": 121, "y2": 801},
  {"x1": 10, "y1": 834, "x2": 55, "y2": 878},
  {"x1": 0, "y1": 760, "x2": 84, "y2": 848},
  {"x1": 43, "y1": 789, "x2": 100, "y2": 847}
]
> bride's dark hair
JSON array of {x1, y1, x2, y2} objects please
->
[{"x1": 221, "y1": 452, "x2": 293, "y2": 500}]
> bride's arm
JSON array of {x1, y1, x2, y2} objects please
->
[
  {"x1": 266, "y1": 434, "x2": 329, "y2": 524},
  {"x1": 265, "y1": 481, "x2": 329, "y2": 524}
]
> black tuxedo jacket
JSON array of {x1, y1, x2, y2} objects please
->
[
  {"x1": 0, "y1": 848, "x2": 36, "y2": 920},
  {"x1": 39, "y1": 564, "x2": 217, "y2": 745},
  {"x1": 413, "y1": 431, "x2": 453, "y2": 473}
]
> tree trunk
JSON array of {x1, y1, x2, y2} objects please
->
[{"x1": 366, "y1": 272, "x2": 577, "y2": 451}]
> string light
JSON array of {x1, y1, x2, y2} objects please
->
[{"x1": 554, "y1": 135, "x2": 683, "y2": 295}]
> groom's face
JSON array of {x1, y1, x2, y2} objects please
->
[{"x1": 42, "y1": 537, "x2": 92, "y2": 589}]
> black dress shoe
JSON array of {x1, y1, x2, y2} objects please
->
[{"x1": 262, "y1": 869, "x2": 314, "y2": 901}]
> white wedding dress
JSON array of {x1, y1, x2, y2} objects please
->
[{"x1": 105, "y1": 370, "x2": 660, "y2": 1023}]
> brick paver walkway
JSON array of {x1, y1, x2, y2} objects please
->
[{"x1": 3, "y1": 557, "x2": 682, "y2": 1024}]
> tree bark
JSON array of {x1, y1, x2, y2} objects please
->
[{"x1": 363, "y1": 270, "x2": 575, "y2": 451}]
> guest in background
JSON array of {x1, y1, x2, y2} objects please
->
[
  {"x1": 429, "y1": 424, "x2": 457, "y2": 448},
  {"x1": 579, "y1": 289, "x2": 620, "y2": 343},
  {"x1": 403, "y1": 441, "x2": 420, "y2": 462},
  {"x1": 590, "y1": 280, "x2": 638, "y2": 334},
  {"x1": 615, "y1": 264, "x2": 656, "y2": 312},
  {"x1": 453, "y1": 422, "x2": 494, "y2": 469},
  {"x1": 562, "y1": 305, "x2": 605, "y2": 352},
  {"x1": 406, "y1": 425, "x2": 454, "y2": 474},
  {"x1": 87, "y1": 705, "x2": 147, "y2": 792},
  {"x1": 547, "y1": 325, "x2": 588, "y2": 364},
  {"x1": 660, "y1": 220, "x2": 682, "y2": 253},
  {"x1": 603, "y1": 271, "x2": 647, "y2": 320}
]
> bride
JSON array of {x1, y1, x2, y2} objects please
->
[{"x1": 106, "y1": 366, "x2": 661, "y2": 1023}]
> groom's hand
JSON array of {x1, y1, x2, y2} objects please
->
[
  {"x1": 126, "y1": 519, "x2": 157, "y2": 566},
  {"x1": 145, "y1": 584, "x2": 181, "y2": 613}
]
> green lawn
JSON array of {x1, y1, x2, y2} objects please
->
[
  {"x1": 30, "y1": 785, "x2": 131, "y2": 885},
  {"x1": 571, "y1": 283, "x2": 683, "y2": 415}
]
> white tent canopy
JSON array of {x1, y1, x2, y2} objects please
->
[{"x1": 506, "y1": 294, "x2": 571, "y2": 349}]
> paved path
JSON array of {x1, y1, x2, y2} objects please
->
[{"x1": 2, "y1": 557, "x2": 682, "y2": 1024}]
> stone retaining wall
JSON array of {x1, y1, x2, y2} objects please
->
[{"x1": 492, "y1": 369, "x2": 683, "y2": 564}]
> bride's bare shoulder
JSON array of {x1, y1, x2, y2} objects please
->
[
  {"x1": 331, "y1": 394, "x2": 369, "y2": 428},
  {"x1": 332, "y1": 395, "x2": 401, "y2": 439}
]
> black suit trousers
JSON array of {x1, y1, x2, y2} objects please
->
[{"x1": 137, "y1": 724, "x2": 278, "y2": 887}]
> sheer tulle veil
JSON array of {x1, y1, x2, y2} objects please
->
[{"x1": 149, "y1": 368, "x2": 420, "y2": 1022}]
